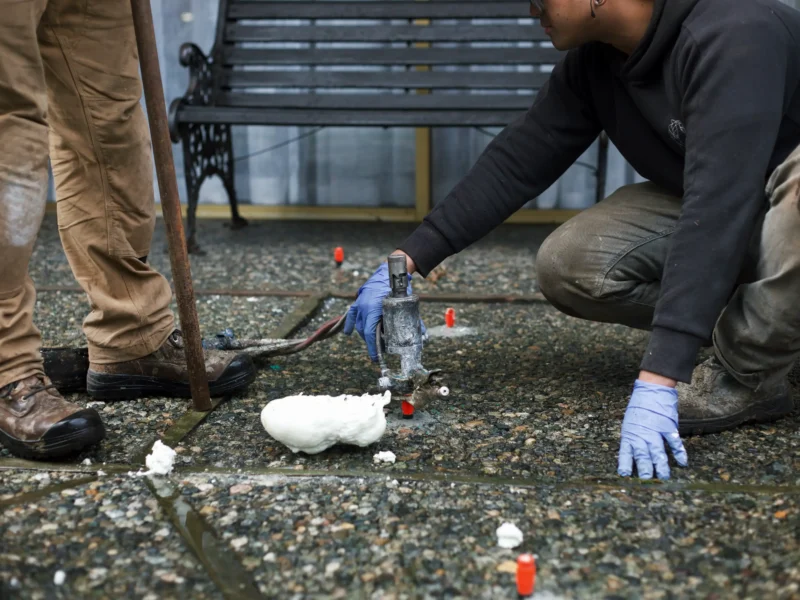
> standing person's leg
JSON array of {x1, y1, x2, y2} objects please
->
[
  {"x1": 38, "y1": 0, "x2": 175, "y2": 364},
  {"x1": 0, "y1": 0, "x2": 104, "y2": 460},
  {"x1": 38, "y1": 0, "x2": 255, "y2": 399},
  {"x1": 0, "y1": 0, "x2": 49, "y2": 388},
  {"x1": 535, "y1": 182, "x2": 683, "y2": 330},
  {"x1": 679, "y1": 145, "x2": 800, "y2": 434}
]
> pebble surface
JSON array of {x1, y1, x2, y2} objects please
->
[
  {"x1": 2, "y1": 215, "x2": 798, "y2": 599},
  {"x1": 184, "y1": 298, "x2": 800, "y2": 487},
  {"x1": 0, "y1": 471, "x2": 89, "y2": 500},
  {"x1": 185, "y1": 473, "x2": 800, "y2": 599},
  {"x1": 29, "y1": 215, "x2": 543, "y2": 296},
  {"x1": 0, "y1": 473, "x2": 221, "y2": 600}
]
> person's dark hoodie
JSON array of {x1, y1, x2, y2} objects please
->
[{"x1": 398, "y1": 0, "x2": 800, "y2": 383}]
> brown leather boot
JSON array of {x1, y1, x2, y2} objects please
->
[
  {"x1": 0, "y1": 375, "x2": 105, "y2": 460},
  {"x1": 86, "y1": 329, "x2": 256, "y2": 400}
]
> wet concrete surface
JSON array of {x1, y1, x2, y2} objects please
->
[
  {"x1": 0, "y1": 472, "x2": 222, "y2": 600},
  {"x1": 185, "y1": 473, "x2": 800, "y2": 600},
  {"x1": 1, "y1": 470, "x2": 91, "y2": 501},
  {"x1": 183, "y1": 298, "x2": 800, "y2": 487},
  {"x1": 2, "y1": 215, "x2": 798, "y2": 599},
  {"x1": 29, "y1": 215, "x2": 544, "y2": 296}
]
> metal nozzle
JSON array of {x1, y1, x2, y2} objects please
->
[{"x1": 387, "y1": 254, "x2": 408, "y2": 297}]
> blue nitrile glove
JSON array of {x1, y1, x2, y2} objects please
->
[
  {"x1": 617, "y1": 380, "x2": 689, "y2": 480},
  {"x1": 343, "y1": 262, "x2": 425, "y2": 362}
]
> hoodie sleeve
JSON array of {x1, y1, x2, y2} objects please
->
[
  {"x1": 397, "y1": 47, "x2": 602, "y2": 277},
  {"x1": 640, "y1": 24, "x2": 790, "y2": 383}
]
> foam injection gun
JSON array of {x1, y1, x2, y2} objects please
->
[{"x1": 376, "y1": 254, "x2": 449, "y2": 418}]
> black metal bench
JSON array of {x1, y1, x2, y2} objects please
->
[{"x1": 168, "y1": 0, "x2": 609, "y2": 252}]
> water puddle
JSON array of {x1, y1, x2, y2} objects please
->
[
  {"x1": 145, "y1": 476, "x2": 263, "y2": 600},
  {"x1": 174, "y1": 465, "x2": 800, "y2": 496},
  {"x1": 0, "y1": 475, "x2": 97, "y2": 509}
]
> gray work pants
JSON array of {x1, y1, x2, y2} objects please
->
[{"x1": 535, "y1": 144, "x2": 800, "y2": 387}]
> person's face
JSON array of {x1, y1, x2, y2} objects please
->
[{"x1": 529, "y1": 0, "x2": 597, "y2": 50}]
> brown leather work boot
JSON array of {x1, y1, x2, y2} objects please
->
[
  {"x1": 0, "y1": 375, "x2": 105, "y2": 460},
  {"x1": 86, "y1": 329, "x2": 256, "y2": 400}
]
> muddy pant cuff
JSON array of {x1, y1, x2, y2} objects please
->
[
  {"x1": 0, "y1": 364, "x2": 45, "y2": 390},
  {"x1": 88, "y1": 325, "x2": 174, "y2": 365},
  {"x1": 712, "y1": 330, "x2": 771, "y2": 390}
]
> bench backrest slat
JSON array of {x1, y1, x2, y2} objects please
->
[
  {"x1": 180, "y1": 105, "x2": 526, "y2": 127},
  {"x1": 219, "y1": 92, "x2": 536, "y2": 111},
  {"x1": 225, "y1": 24, "x2": 549, "y2": 43},
  {"x1": 222, "y1": 47, "x2": 562, "y2": 67},
  {"x1": 201, "y1": 0, "x2": 563, "y2": 120},
  {"x1": 228, "y1": 1, "x2": 531, "y2": 20},
  {"x1": 222, "y1": 70, "x2": 550, "y2": 90}
]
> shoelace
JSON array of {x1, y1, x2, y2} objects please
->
[
  {"x1": 0, "y1": 381, "x2": 57, "y2": 401},
  {"x1": 22, "y1": 384, "x2": 57, "y2": 401}
]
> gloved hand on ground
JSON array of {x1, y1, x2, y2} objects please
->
[
  {"x1": 343, "y1": 262, "x2": 425, "y2": 361},
  {"x1": 617, "y1": 380, "x2": 688, "y2": 480}
]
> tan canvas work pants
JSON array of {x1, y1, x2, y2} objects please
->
[{"x1": 0, "y1": 0, "x2": 175, "y2": 389}]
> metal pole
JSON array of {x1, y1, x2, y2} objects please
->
[{"x1": 130, "y1": 0, "x2": 212, "y2": 411}]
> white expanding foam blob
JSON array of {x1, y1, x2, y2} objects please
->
[
  {"x1": 261, "y1": 391, "x2": 392, "y2": 454},
  {"x1": 145, "y1": 440, "x2": 177, "y2": 476},
  {"x1": 496, "y1": 522, "x2": 524, "y2": 549}
]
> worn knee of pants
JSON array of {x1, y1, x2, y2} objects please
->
[
  {"x1": 0, "y1": 0, "x2": 51, "y2": 388},
  {"x1": 713, "y1": 143, "x2": 800, "y2": 387},
  {"x1": 38, "y1": 0, "x2": 174, "y2": 364},
  {"x1": 535, "y1": 182, "x2": 682, "y2": 332}
]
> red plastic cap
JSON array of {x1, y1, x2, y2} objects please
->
[
  {"x1": 401, "y1": 400, "x2": 415, "y2": 416},
  {"x1": 516, "y1": 554, "x2": 536, "y2": 596},
  {"x1": 334, "y1": 247, "x2": 345, "y2": 265},
  {"x1": 445, "y1": 307, "x2": 456, "y2": 328}
]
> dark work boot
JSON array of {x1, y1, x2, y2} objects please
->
[
  {"x1": 678, "y1": 357, "x2": 794, "y2": 436},
  {"x1": 86, "y1": 330, "x2": 256, "y2": 400},
  {"x1": 0, "y1": 375, "x2": 105, "y2": 460}
]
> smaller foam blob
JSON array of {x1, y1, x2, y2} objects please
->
[
  {"x1": 496, "y1": 522, "x2": 524, "y2": 549},
  {"x1": 373, "y1": 451, "x2": 397, "y2": 464},
  {"x1": 145, "y1": 440, "x2": 177, "y2": 476}
]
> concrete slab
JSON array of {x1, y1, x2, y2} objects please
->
[
  {"x1": 7, "y1": 216, "x2": 800, "y2": 599},
  {"x1": 29, "y1": 216, "x2": 545, "y2": 296},
  {"x1": 0, "y1": 472, "x2": 221, "y2": 600},
  {"x1": 182, "y1": 298, "x2": 800, "y2": 487},
  {"x1": 181, "y1": 472, "x2": 800, "y2": 599}
]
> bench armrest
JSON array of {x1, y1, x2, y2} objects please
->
[{"x1": 168, "y1": 43, "x2": 213, "y2": 142}]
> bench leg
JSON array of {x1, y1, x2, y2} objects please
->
[
  {"x1": 179, "y1": 123, "x2": 205, "y2": 254},
  {"x1": 218, "y1": 125, "x2": 248, "y2": 231},
  {"x1": 178, "y1": 122, "x2": 247, "y2": 254}
]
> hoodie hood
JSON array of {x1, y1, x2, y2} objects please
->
[{"x1": 622, "y1": 0, "x2": 700, "y2": 81}]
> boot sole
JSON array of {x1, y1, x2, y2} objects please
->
[
  {"x1": 679, "y1": 393, "x2": 795, "y2": 436},
  {"x1": 85, "y1": 359, "x2": 256, "y2": 401},
  {"x1": 0, "y1": 409, "x2": 105, "y2": 461}
]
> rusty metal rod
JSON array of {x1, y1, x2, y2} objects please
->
[{"x1": 130, "y1": 0, "x2": 211, "y2": 411}]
